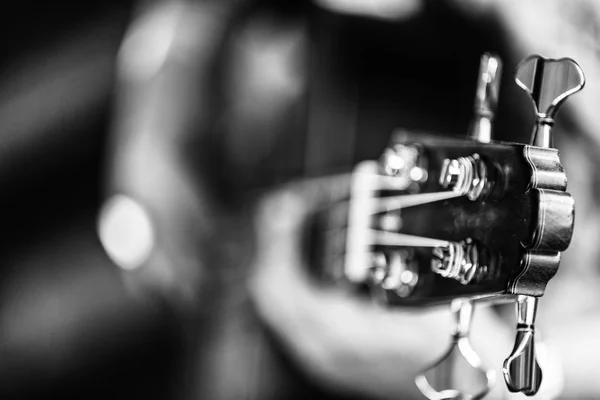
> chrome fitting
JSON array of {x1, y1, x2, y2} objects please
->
[
  {"x1": 439, "y1": 154, "x2": 488, "y2": 200},
  {"x1": 431, "y1": 239, "x2": 479, "y2": 285}
]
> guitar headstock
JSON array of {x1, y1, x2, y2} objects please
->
[{"x1": 325, "y1": 54, "x2": 584, "y2": 398}]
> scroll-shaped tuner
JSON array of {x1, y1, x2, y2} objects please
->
[
  {"x1": 469, "y1": 53, "x2": 502, "y2": 143},
  {"x1": 515, "y1": 55, "x2": 585, "y2": 148},
  {"x1": 416, "y1": 299, "x2": 495, "y2": 400},
  {"x1": 503, "y1": 295, "x2": 543, "y2": 396}
]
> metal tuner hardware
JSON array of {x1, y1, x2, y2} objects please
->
[{"x1": 335, "y1": 53, "x2": 584, "y2": 399}]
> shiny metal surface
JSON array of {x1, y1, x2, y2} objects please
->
[
  {"x1": 431, "y1": 242, "x2": 464, "y2": 281},
  {"x1": 516, "y1": 294, "x2": 538, "y2": 326},
  {"x1": 415, "y1": 299, "x2": 495, "y2": 400},
  {"x1": 503, "y1": 296, "x2": 542, "y2": 396},
  {"x1": 515, "y1": 55, "x2": 585, "y2": 147},
  {"x1": 431, "y1": 239, "x2": 482, "y2": 285},
  {"x1": 439, "y1": 154, "x2": 488, "y2": 200},
  {"x1": 469, "y1": 53, "x2": 502, "y2": 143}
]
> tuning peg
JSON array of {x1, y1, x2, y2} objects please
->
[
  {"x1": 515, "y1": 55, "x2": 585, "y2": 148},
  {"x1": 469, "y1": 53, "x2": 502, "y2": 143},
  {"x1": 503, "y1": 295, "x2": 543, "y2": 396},
  {"x1": 416, "y1": 299, "x2": 495, "y2": 400}
]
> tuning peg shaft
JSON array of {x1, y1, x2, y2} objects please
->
[
  {"x1": 469, "y1": 53, "x2": 502, "y2": 143},
  {"x1": 515, "y1": 55, "x2": 585, "y2": 148},
  {"x1": 503, "y1": 295, "x2": 543, "y2": 396}
]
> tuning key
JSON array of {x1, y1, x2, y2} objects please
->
[
  {"x1": 503, "y1": 295, "x2": 543, "y2": 396},
  {"x1": 469, "y1": 53, "x2": 502, "y2": 143},
  {"x1": 416, "y1": 299, "x2": 495, "y2": 400},
  {"x1": 515, "y1": 55, "x2": 585, "y2": 148}
]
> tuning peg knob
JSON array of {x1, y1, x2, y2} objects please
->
[
  {"x1": 416, "y1": 299, "x2": 495, "y2": 400},
  {"x1": 515, "y1": 55, "x2": 585, "y2": 148},
  {"x1": 504, "y1": 330, "x2": 543, "y2": 396},
  {"x1": 503, "y1": 295, "x2": 543, "y2": 396}
]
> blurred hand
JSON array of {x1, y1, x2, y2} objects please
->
[{"x1": 250, "y1": 176, "x2": 523, "y2": 400}]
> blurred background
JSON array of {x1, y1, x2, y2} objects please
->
[
  {"x1": 0, "y1": 1, "x2": 598, "y2": 399},
  {"x1": 0, "y1": 2, "x2": 181, "y2": 399}
]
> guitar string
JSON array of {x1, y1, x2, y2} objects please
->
[
  {"x1": 320, "y1": 189, "x2": 463, "y2": 226},
  {"x1": 319, "y1": 194, "x2": 460, "y2": 251},
  {"x1": 370, "y1": 191, "x2": 462, "y2": 214},
  {"x1": 316, "y1": 172, "x2": 465, "y2": 281}
]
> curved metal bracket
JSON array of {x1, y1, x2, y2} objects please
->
[
  {"x1": 415, "y1": 299, "x2": 495, "y2": 400},
  {"x1": 515, "y1": 55, "x2": 585, "y2": 148}
]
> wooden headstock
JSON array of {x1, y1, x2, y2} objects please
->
[{"x1": 344, "y1": 132, "x2": 573, "y2": 305}]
